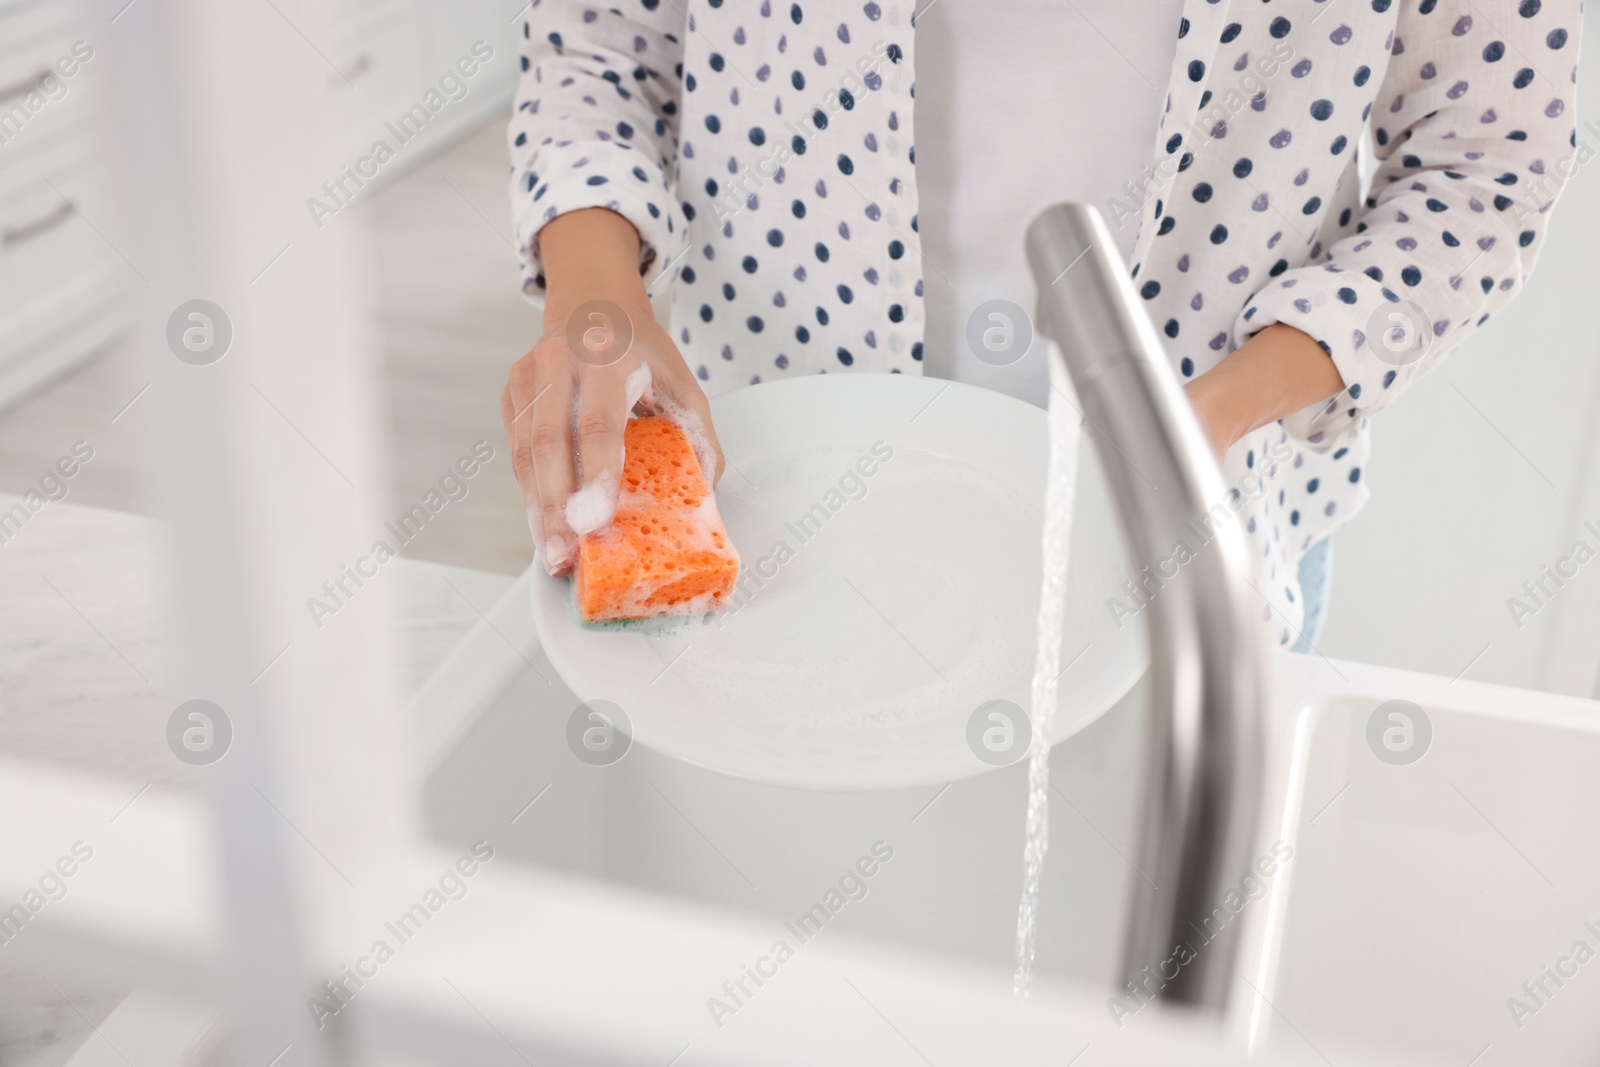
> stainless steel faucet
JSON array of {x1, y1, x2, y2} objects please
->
[{"x1": 1025, "y1": 203, "x2": 1266, "y2": 1012}]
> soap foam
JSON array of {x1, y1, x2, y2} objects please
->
[
  {"x1": 576, "y1": 582, "x2": 729, "y2": 630},
  {"x1": 624, "y1": 362, "x2": 653, "y2": 412},
  {"x1": 650, "y1": 391, "x2": 719, "y2": 488},
  {"x1": 566, "y1": 468, "x2": 619, "y2": 535}
]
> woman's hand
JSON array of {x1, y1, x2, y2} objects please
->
[
  {"x1": 502, "y1": 209, "x2": 723, "y2": 576},
  {"x1": 1184, "y1": 323, "x2": 1345, "y2": 463}
]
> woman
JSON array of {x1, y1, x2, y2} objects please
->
[{"x1": 503, "y1": 0, "x2": 1580, "y2": 649}]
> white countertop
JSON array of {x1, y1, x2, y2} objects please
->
[{"x1": 0, "y1": 491, "x2": 516, "y2": 793}]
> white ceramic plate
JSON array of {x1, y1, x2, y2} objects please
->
[{"x1": 530, "y1": 374, "x2": 1148, "y2": 790}]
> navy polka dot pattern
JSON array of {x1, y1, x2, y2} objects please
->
[
  {"x1": 1118, "y1": 0, "x2": 1578, "y2": 646},
  {"x1": 509, "y1": 0, "x2": 918, "y2": 390},
  {"x1": 511, "y1": 0, "x2": 1581, "y2": 648}
]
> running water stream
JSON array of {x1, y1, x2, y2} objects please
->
[{"x1": 1012, "y1": 383, "x2": 1080, "y2": 998}]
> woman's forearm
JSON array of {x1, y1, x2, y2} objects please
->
[
  {"x1": 1184, "y1": 323, "x2": 1346, "y2": 460},
  {"x1": 537, "y1": 208, "x2": 651, "y2": 329}
]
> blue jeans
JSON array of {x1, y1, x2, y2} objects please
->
[{"x1": 1290, "y1": 538, "x2": 1333, "y2": 655}]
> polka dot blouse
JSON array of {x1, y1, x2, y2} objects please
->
[{"x1": 509, "y1": 0, "x2": 1581, "y2": 648}]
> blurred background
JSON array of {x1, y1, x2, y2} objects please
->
[{"x1": 2, "y1": 0, "x2": 1598, "y2": 1062}]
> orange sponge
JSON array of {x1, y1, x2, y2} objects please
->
[{"x1": 573, "y1": 416, "x2": 740, "y2": 622}]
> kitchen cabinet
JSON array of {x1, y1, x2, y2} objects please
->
[
  {"x1": 316, "y1": 0, "x2": 518, "y2": 186},
  {"x1": 0, "y1": 0, "x2": 128, "y2": 411}
]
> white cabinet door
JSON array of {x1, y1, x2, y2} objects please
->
[
  {"x1": 0, "y1": 0, "x2": 128, "y2": 411},
  {"x1": 313, "y1": 0, "x2": 515, "y2": 189}
]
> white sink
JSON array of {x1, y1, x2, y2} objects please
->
[
  {"x1": 1239, "y1": 656, "x2": 1600, "y2": 1066},
  {"x1": 414, "y1": 577, "x2": 1600, "y2": 1065},
  {"x1": 420, "y1": 571, "x2": 1151, "y2": 991}
]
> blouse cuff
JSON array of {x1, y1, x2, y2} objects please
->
[
  {"x1": 1233, "y1": 264, "x2": 1423, "y2": 451},
  {"x1": 511, "y1": 140, "x2": 686, "y2": 302}
]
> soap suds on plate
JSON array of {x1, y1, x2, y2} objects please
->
[{"x1": 574, "y1": 583, "x2": 729, "y2": 631}]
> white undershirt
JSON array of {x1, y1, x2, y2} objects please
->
[{"x1": 914, "y1": 0, "x2": 1186, "y2": 404}]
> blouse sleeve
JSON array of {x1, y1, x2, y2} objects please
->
[
  {"x1": 508, "y1": 0, "x2": 688, "y2": 302},
  {"x1": 1233, "y1": 0, "x2": 1581, "y2": 448}
]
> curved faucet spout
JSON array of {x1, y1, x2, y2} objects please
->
[{"x1": 1025, "y1": 202, "x2": 1266, "y2": 1013}]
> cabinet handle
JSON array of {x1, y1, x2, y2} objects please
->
[{"x1": 3, "y1": 199, "x2": 72, "y2": 246}]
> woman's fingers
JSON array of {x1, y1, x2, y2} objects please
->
[
  {"x1": 571, "y1": 361, "x2": 629, "y2": 531},
  {"x1": 519, "y1": 339, "x2": 580, "y2": 575},
  {"x1": 499, "y1": 382, "x2": 525, "y2": 510},
  {"x1": 504, "y1": 355, "x2": 545, "y2": 541}
]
